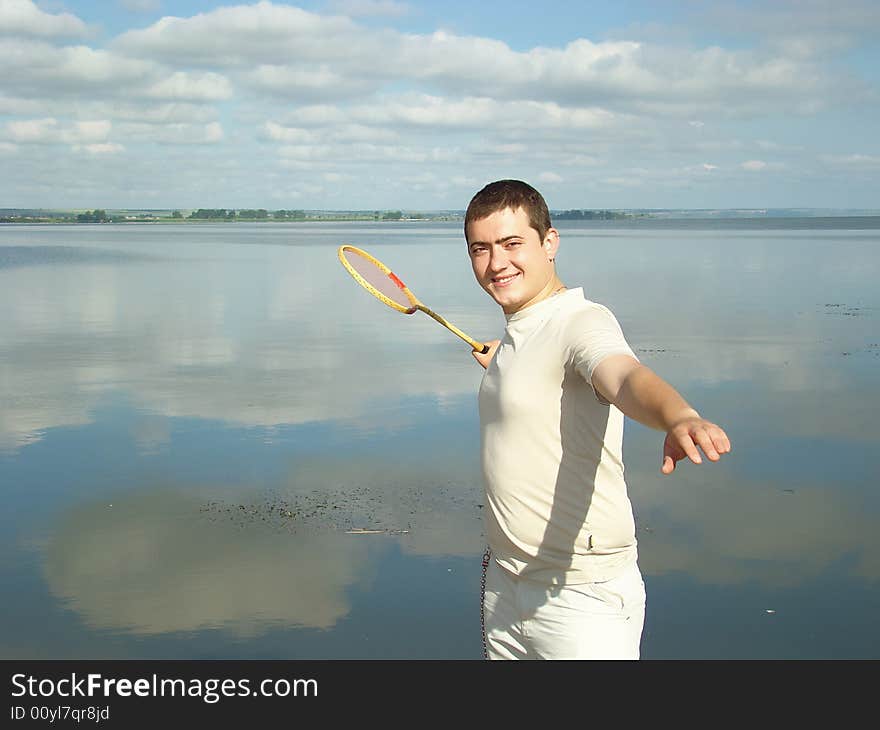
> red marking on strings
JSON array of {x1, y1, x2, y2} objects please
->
[{"x1": 388, "y1": 272, "x2": 406, "y2": 290}]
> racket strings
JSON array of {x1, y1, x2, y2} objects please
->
[{"x1": 339, "y1": 246, "x2": 417, "y2": 312}]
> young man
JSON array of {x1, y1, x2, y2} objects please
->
[{"x1": 466, "y1": 180, "x2": 730, "y2": 660}]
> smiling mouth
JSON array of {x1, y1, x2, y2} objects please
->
[{"x1": 491, "y1": 273, "x2": 520, "y2": 287}]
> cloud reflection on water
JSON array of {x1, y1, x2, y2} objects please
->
[
  {"x1": 631, "y1": 467, "x2": 880, "y2": 587},
  {"x1": 43, "y1": 489, "x2": 376, "y2": 636},
  {"x1": 0, "y1": 240, "x2": 488, "y2": 452},
  {"x1": 41, "y1": 457, "x2": 485, "y2": 638}
]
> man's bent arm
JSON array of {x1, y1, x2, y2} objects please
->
[{"x1": 592, "y1": 354, "x2": 731, "y2": 474}]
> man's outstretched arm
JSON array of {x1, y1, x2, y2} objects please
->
[{"x1": 591, "y1": 354, "x2": 731, "y2": 474}]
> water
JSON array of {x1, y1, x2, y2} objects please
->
[{"x1": 1, "y1": 220, "x2": 878, "y2": 659}]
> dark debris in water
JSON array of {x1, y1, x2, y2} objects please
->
[
  {"x1": 835, "y1": 342, "x2": 880, "y2": 358},
  {"x1": 198, "y1": 483, "x2": 483, "y2": 535},
  {"x1": 823, "y1": 303, "x2": 871, "y2": 317}
]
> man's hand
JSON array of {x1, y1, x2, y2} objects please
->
[
  {"x1": 661, "y1": 416, "x2": 731, "y2": 475},
  {"x1": 592, "y1": 355, "x2": 732, "y2": 475},
  {"x1": 472, "y1": 339, "x2": 501, "y2": 369}
]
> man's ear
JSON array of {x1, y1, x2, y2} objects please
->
[{"x1": 543, "y1": 228, "x2": 560, "y2": 261}]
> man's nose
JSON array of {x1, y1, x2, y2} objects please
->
[{"x1": 487, "y1": 246, "x2": 509, "y2": 271}]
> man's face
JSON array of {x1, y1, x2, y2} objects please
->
[{"x1": 466, "y1": 206, "x2": 559, "y2": 314}]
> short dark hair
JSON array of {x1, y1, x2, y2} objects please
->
[{"x1": 464, "y1": 179, "x2": 552, "y2": 242}]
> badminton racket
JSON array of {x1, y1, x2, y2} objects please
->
[{"x1": 338, "y1": 244, "x2": 490, "y2": 354}]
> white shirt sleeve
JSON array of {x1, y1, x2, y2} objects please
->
[{"x1": 566, "y1": 303, "x2": 638, "y2": 401}]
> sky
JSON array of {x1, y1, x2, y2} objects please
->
[{"x1": 1, "y1": 0, "x2": 879, "y2": 210}]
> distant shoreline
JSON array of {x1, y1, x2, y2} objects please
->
[
  {"x1": 4, "y1": 217, "x2": 880, "y2": 232},
  {"x1": 0, "y1": 217, "x2": 457, "y2": 225},
  {"x1": 3, "y1": 209, "x2": 880, "y2": 226}
]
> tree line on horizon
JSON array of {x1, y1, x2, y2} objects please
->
[
  {"x1": 185, "y1": 208, "x2": 406, "y2": 220},
  {"x1": 554, "y1": 209, "x2": 633, "y2": 220},
  {"x1": 3, "y1": 207, "x2": 642, "y2": 225}
]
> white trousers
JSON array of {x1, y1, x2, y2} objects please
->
[{"x1": 482, "y1": 556, "x2": 646, "y2": 660}]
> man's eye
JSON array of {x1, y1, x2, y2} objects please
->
[{"x1": 471, "y1": 247, "x2": 487, "y2": 255}]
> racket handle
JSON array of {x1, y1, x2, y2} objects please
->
[{"x1": 415, "y1": 305, "x2": 490, "y2": 353}]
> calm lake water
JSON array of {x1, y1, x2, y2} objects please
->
[{"x1": 1, "y1": 219, "x2": 878, "y2": 659}]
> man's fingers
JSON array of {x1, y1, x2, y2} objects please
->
[
  {"x1": 713, "y1": 427, "x2": 732, "y2": 454},
  {"x1": 693, "y1": 428, "x2": 720, "y2": 461},
  {"x1": 701, "y1": 425, "x2": 732, "y2": 459},
  {"x1": 677, "y1": 432, "x2": 702, "y2": 464},
  {"x1": 472, "y1": 339, "x2": 500, "y2": 370},
  {"x1": 472, "y1": 340, "x2": 500, "y2": 370},
  {"x1": 664, "y1": 421, "x2": 731, "y2": 474}
]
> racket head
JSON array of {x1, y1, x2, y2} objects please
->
[{"x1": 338, "y1": 245, "x2": 420, "y2": 314}]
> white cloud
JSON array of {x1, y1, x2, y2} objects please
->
[
  {"x1": 496, "y1": 142, "x2": 529, "y2": 154},
  {"x1": 741, "y1": 160, "x2": 768, "y2": 171},
  {"x1": 0, "y1": 38, "x2": 155, "y2": 97},
  {"x1": 70, "y1": 120, "x2": 113, "y2": 142},
  {"x1": 280, "y1": 95, "x2": 617, "y2": 133},
  {"x1": 538, "y1": 171, "x2": 563, "y2": 184},
  {"x1": 116, "y1": 121, "x2": 223, "y2": 145},
  {"x1": 0, "y1": 92, "x2": 218, "y2": 126},
  {"x1": 0, "y1": 38, "x2": 233, "y2": 107},
  {"x1": 262, "y1": 121, "x2": 315, "y2": 143},
  {"x1": 72, "y1": 143, "x2": 126, "y2": 154},
  {"x1": 0, "y1": 0, "x2": 88, "y2": 38},
  {"x1": 1, "y1": 0, "x2": 877, "y2": 209},
  {"x1": 204, "y1": 121, "x2": 224, "y2": 143},
  {"x1": 5, "y1": 117, "x2": 58, "y2": 142},
  {"x1": 557, "y1": 153, "x2": 602, "y2": 167},
  {"x1": 114, "y1": 1, "x2": 359, "y2": 66},
  {"x1": 331, "y1": 124, "x2": 398, "y2": 143},
  {"x1": 109, "y1": 2, "x2": 846, "y2": 116},
  {"x1": 265, "y1": 120, "x2": 397, "y2": 145},
  {"x1": 146, "y1": 71, "x2": 233, "y2": 101},
  {"x1": 100, "y1": 102, "x2": 219, "y2": 125},
  {"x1": 243, "y1": 64, "x2": 370, "y2": 100},
  {"x1": 821, "y1": 153, "x2": 880, "y2": 168},
  {"x1": 349, "y1": 95, "x2": 498, "y2": 127},
  {"x1": 5, "y1": 118, "x2": 112, "y2": 145},
  {"x1": 0, "y1": 93, "x2": 42, "y2": 114},
  {"x1": 280, "y1": 104, "x2": 346, "y2": 126},
  {"x1": 322, "y1": 172, "x2": 354, "y2": 183},
  {"x1": 278, "y1": 142, "x2": 458, "y2": 164}
]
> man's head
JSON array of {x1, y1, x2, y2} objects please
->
[
  {"x1": 464, "y1": 179, "x2": 551, "y2": 243},
  {"x1": 464, "y1": 180, "x2": 561, "y2": 315}
]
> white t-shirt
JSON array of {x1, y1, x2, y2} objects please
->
[{"x1": 479, "y1": 287, "x2": 639, "y2": 585}]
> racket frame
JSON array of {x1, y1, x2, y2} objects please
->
[{"x1": 338, "y1": 244, "x2": 490, "y2": 354}]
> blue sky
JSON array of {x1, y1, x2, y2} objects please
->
[{"x1": 1, "y1": 0, "x2": 878, "y2": 209}]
